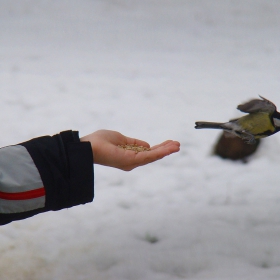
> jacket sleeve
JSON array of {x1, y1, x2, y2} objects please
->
[{"x1": 0, "y1": 130, "x2": 94, "y2": 225}]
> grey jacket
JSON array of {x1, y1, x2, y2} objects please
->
[{"x1": 0, "y1": 130, "x2": 94, "y2": 225}]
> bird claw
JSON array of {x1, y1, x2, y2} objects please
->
[
  {"x1": 240, "y1": 131, "x2": 256, "y2": 145},
  {"x1": 244, "y1": 138, "x2": 256, "y2": 145}
]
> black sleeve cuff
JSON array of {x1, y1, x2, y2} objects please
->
[{"x1": 21, "y1": 130, "x2": 94, "y2": 211}]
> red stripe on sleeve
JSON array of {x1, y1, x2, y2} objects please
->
[{"x1": 0, "y1": 187, "x2": 46, "y2": 200}]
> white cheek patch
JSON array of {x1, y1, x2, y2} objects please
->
[{"x1": 273, "y1": 118, "x2": 280, "y2": 127}]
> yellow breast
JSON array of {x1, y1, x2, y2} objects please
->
[{"x1": 237, "y1": 112, "x2": 275, "y2": 135}]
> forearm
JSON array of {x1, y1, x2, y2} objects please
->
[{"x1": 0, "y1": 130, "x2": 94, "y2": 225}]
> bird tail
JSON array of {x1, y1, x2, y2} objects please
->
[{"x1": 195, "y1": 121, "x2": 224, "y2": 129}]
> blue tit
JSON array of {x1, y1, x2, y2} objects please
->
[{"x1": 195, "y1": 96, "x2": 280, "y2": 144}]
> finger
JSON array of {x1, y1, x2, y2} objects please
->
[
  {"x1": 134, "y1": 142, "x2": 180, "y2": 164},
  {"x1": 151, "y1": 140, "x2": 180, "y2": 150},
  {"x1": 120, "y1": 143, "x2": 180, "y2": 171},
  {"x1": 152, "y1": 143, "x2": 180, "y2": 157},
  {"x1": 150, "y1": 140, "x2": 173, "y2": 150}
]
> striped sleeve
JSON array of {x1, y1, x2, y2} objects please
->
[
  {"x1": 0, "y1": 145, "x2": 45, "y2": 214},
  {"x1": 0, "y1": 130, "x2": 94, "y2": 225}
]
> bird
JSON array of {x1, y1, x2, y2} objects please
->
[{"x1": 195, "y1": 96, "x2": 280, "y2": 144}]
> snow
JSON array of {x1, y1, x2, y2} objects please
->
[{"x1": 1, "y1": 0, "x2": 280, "y2": 279}]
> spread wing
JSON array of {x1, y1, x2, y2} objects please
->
[{"x1": 237, "y1": 95, "x2": 276, "y2": 114}]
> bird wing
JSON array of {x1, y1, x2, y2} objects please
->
[{"x1": 237, "y1": 95, "x2": 276, "y2": 114}]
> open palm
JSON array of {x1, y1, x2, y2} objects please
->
[{"x1": 80, "y1": 130, "x2": 180, "y2": 171}]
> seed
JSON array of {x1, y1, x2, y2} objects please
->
[{"x1": 118, "y1": 144, "x2": 151, "y2": 154}]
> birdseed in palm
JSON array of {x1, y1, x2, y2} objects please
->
[{"x1": 118, "y1": 144, "x2": 151, "y2": 154}]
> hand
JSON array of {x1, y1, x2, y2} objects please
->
[{"x1": 80, "y1": 130, "x2": 180, "y2": 171}]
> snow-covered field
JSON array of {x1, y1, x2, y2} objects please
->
[{"x1": 1, "y1": 0, "x2": 280, "y2": 279}]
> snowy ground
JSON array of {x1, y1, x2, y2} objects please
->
[{"x1": 1, "y1": 0, "x2": 280, "y2": 279}]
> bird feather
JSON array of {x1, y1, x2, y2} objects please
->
[{"x1": 237, "y1": 95, "x2": 276, "y2": 114}]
